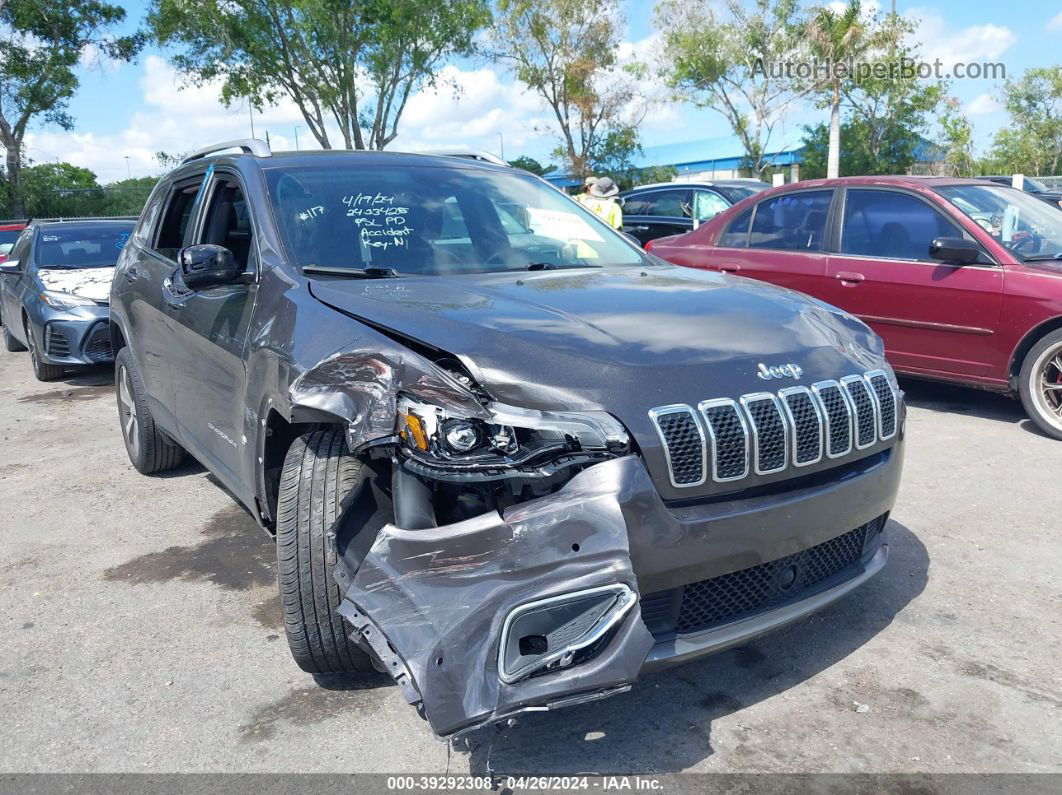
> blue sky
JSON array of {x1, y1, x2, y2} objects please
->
[{"x1": 24, "y1": 0, "x2": 1062, "y2": 182}]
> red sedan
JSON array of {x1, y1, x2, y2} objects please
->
[{"x1": 648, "y1": 176, "x2": 1062, "y2": 440}]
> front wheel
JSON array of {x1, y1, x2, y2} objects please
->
[
  {"x1": 25, "y1": 322, "x2": 64, "y2": 381},
  {"x1": 1018, "y1": 329, "x2": 1062, "y2": 441},
  {"x1": 276, "y1": 428, "x2": 379, "y2": 675}
]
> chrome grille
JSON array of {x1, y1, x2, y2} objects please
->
[{"x1": 649, "y1": 370, "x2": 900, "y2": 488}]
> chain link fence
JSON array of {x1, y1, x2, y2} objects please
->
[{"x1": 0, "y1": 183, "x2": 156, "y2": 224}]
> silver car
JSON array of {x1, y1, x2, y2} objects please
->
[{"x1": 0, "y1": 220, "x2": 134, "y2": 381}]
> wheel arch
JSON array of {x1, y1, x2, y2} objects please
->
[{"x1": 1009, "y1": 316, "x2": 1062, "y2": 388}]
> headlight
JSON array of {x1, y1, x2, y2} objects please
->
[
  {"x1": 40, "y1": 290, "x2": 96, "y2": 310},
  {"x1": 396, "y1": 395, "x2": 628, "y2": 470}
]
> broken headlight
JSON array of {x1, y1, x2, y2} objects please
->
[{"x1": 396, "y1": 395, "x2": 629, "y2": 471}]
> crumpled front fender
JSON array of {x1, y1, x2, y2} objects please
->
[{"x1": 336, "y1": 455, "x2": 656, "y2": 737}]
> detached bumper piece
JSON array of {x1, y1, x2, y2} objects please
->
[{"x1": 336, "y1": 459, "x2": 655, "y2": 738}]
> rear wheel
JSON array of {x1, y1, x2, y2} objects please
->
[
  {"x1": 1018, "y1": 329, "x2": 1062, "y2": 441},
  {"x1": 276, "y1": 428, "x2": 378, "y2": 675},
  {"x1": 25, "y1": 322, "x2": 64, "y2": 381},
  {"x1": 3, "y1": 324, "x2": 26, "y2": 352},
  {"x1": 115, "y1": 347, "x2": 186, "y2": 473}
]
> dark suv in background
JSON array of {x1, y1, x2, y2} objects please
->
[
  {"x1": 619, "y1": 180, "x2": 769, "y2": 246},
  {"x1": 110, "y1": 140, "x2": 904, "y2": 737}
]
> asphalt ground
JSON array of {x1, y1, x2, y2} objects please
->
[{"x1": 0, "y1": 347, "x2": 1059, "y2": 775}]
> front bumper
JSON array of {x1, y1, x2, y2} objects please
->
[
  {"x1": 338, "y1": 440, "x2": 903, "y2": 737},
  {"x1": 30, "y1": 305, "x2": 112, "y2": 366}
]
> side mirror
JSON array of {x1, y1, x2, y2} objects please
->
[
  {"x1": 929, "y1": 237, "x2": 980, "y2": 265},
  {"x1": 178, "y1": 244, "x2": 240, "y2": 289},
  {"x1": 0, "y1": 260, "x2": 20, "y2": 274}
]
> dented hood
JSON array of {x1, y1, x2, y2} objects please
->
[
  {"x1": 37, "y1": 267, "x2": 114, "y2": 303},
  {"x1": 308, "y1": 264, "x2": 884, "y2": 412}
]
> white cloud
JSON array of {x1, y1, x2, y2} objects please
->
[
  {"x1": 966, "y1": 92, "x2": 1002, "y2": 116},
  {"x1": 904, "y1": 8, "x2": 1016, "y2": 68},
  {"x1": 1049, "y1": 11, "x2": 1062, "y2": 32}
]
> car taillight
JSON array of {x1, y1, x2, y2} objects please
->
[{"x1": 644, "y1": 239, "x2": 654, "y2": 252}]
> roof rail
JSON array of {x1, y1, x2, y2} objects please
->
[
  {"x1": 181, "y1": 138, "x2": 272, "y2": 164},
  {"x1": 418, "y1": 149, "x2": 508, "y2": 167}
]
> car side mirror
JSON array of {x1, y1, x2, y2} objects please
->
[
  {"x1": 178, "y1": 244, "x2": 240, "y2": 289},
  {"x1": 0, "y1": 260, "x2": 20, "y2": 274},
  {"x1": 929, "y1": 237, "x2": 980, "y2": 265}
]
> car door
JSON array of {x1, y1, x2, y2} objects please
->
[
  {"x1": 621, "y1": 187, "x2": 693, "y2": 245},
  {"x1": 0, "y1": 228, "x2": 34, "y2": 337},
  {"x1": 824, "y1": 187, "x2": 1003, "y2": 377},
  {"x1": 706, "y1": 189, "x2": 835, "y2": 298},
  {"x1": 166, "y1": 169, "x2": 259, "y2": 487},
  {"x1": 123, "y1": 176, "x2": 205, "y2": 429}
]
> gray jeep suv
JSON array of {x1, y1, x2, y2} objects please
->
[{"x1": 110, "y1": 140, "x2": 905, "y2": 737}]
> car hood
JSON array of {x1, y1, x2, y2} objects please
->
[
  {"x1": 308, "y1": 264, "x2": 886, "y2": 412},
  {"x1": 37, "y1": 267, "x2": 113, "y2": 303}
]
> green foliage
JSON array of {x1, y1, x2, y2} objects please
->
[
  {"x1": 507, "y1": 156, "x2": 554, "y2": 176},
  {"x1": 148, "y1": 0, "x2": 489, "y2": 150},
  {"x1": 799, "y1": 119, "x2": 922, "y2": 179},
  {"x1": 612, "y1": 165, "x2": 679, "y2": 192},
  {"x1": 490, "y1": 0, "x2": 642, "y2": 179},
  {"x1": 938, "y1": 97, "x2": 975, "y2": 177},
  {"x1": 0, "y1": 0, "x2": 142, "y2": 216},
  {"x1": 655, "y1": 0, "x2": 806, "y2": 176},
  {"x1": 984, "y1": 67, "x2": 1062, "y2": 176},
  {"x1": 0, "y1": 165, "x2": 157, "y2": 219}
]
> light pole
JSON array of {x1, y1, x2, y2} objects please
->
[
  {"x1": 123, "y1": 156, "x2": 131, "y2": 179},
  {"x1": 498, "y1": 132, "x2": 505, "y2": 162},
  {"x1": 249, "y1": 104, "x2": 256, "y2": 138},
  {"x1": 294, "y1": 126, "x2": 301, "y2": 150}
]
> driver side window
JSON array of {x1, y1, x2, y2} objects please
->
[{"x1": 199, "y1": 178, "x2": 253, "y2": 271}]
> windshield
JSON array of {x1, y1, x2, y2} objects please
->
[
  {"x1": 1025, "y1": 177, "x2": 1049, "y2": 193},
  {"x1": 36, "y1": 225, "x2": 134, "y2": 269},
  {"x1": 935, "y1": 185, "x2": 1062, "y2": 260},
  {"x1": 265, "y1": 164, "x2": 645, "y2": 276},
  {"x1": 716, "y1": 184, "x2": 768, "y2": 202}
]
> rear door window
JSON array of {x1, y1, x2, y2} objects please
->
[
  {"x1": 748, "y1": 190, "x2": 833, "y2": 251},
  {"x1": 198, "y1": 178, "x2": 253, "y2": 271},
  {"x1": 841, "y1": 189, "x2": 962, "y2": 261}
]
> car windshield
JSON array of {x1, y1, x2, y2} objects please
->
[
  {"x1": 36, "y1": 225, "x2": 134, "y2": 269},
  {"x1": 264, "y1": 163, "x2": 645, "y2": 276},
  {"x1": 935, "y1": 185, "x2": 1062, "y2": 260},
  {"x1": 1024, "y1": 177, "x2": 1049, "y2": 193}
]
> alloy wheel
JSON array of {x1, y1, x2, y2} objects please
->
[
  {"x1": 1038, "y1": 346, "x2": 1062, "y2": 428},
  {"x1": 117, "y1": 364, "x2": 140, "y2": 458}
]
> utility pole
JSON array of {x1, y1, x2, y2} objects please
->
[
  {"x1": 294, "y1": 126, "x2": 301, "y2": 150},
  {"x1": 498, "y1": 132, "x2": 505, "y2": 162},
  {"x1": 123, "y1": 156, "x2": 131, "y2": 179},
  {"x1": 249, "y1": 104, "x2": 256, "y2": 138}
]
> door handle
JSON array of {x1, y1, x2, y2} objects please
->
[
  {"x1": 718, "y1": 264, "x2": 741, "y2": 273},
  {"x1": 835, "y1": 271, "x2": 865, "y2": 284},
  {"x1": 631, "y1": 225, "x2": 650, "y2": 232}
]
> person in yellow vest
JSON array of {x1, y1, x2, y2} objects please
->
[
  {"x1": 584, "y1": 177, "x2": 623, "y2": 229},
  {"x1": 574, "y1": 175, "x2": 597, "y2": 206}
]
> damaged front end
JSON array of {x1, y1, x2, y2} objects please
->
[{"x1": 328, "y1": 356, "x2": 654, "y2": 737}]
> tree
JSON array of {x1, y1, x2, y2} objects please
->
[
  {"x1": 488, "y1": 0, "x2": 644, "y2": 180},
  {"x1": 984, "y1": 66, "x2": 1062, "y2": 175},
  {"x1": 508, "y1": 156, "x2": 554, "y2": 176},
  {"x1": 799, "y1": 119, "x2": 923, "y2": 179},
  {"x1": 19, "y1": 162, "x2": 103, "y2": 218},
  {"x1": 148, "y1": 0, "x2": 489, "y2": 150},
  {"x1": 805, "y1": 0, "x2": 868, "y2": 179},
  {"x1": 655, "y1": 0, "x2": 806, "y2": 177},
  {"x1": 100, "y1": 176, "x2": 160, "y2": 216},
  {"x1": 0, "y1": 0, "x2": 141, "y2": 217},
  {"x1": 938, "y1": 97, "x2": 975, "y2": 177}
]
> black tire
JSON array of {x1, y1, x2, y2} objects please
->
[
  {"x1": 3, "y1": 323, "x2": 26, "y2": 352},
  {"x1": 115, "y1": 347, "x2": 186, "y2": 473},
  {"x1": 1018, "y1": 328, "x2": 1062, "y2": 441},
  {"x1": 25, "y1": 322, "x2": 65, "y2": 381},
  {"x1": 276, "y1": 428, "x2": 375, "y2": 675}
]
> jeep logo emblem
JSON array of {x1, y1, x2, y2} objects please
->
[{"x1": 757, "y1": 362, "x2": 803, "y2": 380}]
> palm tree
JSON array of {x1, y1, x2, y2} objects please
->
[{"x1": 806, "y1": 0, "x2": 867, "y2": 178}]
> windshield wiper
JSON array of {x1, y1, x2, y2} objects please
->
[{"x1": 302, "y1": 265, "x2": 400, "y2": 278}]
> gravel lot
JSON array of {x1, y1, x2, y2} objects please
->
[{"x1": 0, "y1": 345, "x2": 1059, "y2": 775}]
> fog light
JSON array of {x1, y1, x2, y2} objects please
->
[{"x1": 498, "y1": 584, "x2": 636, "y2": 684}]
